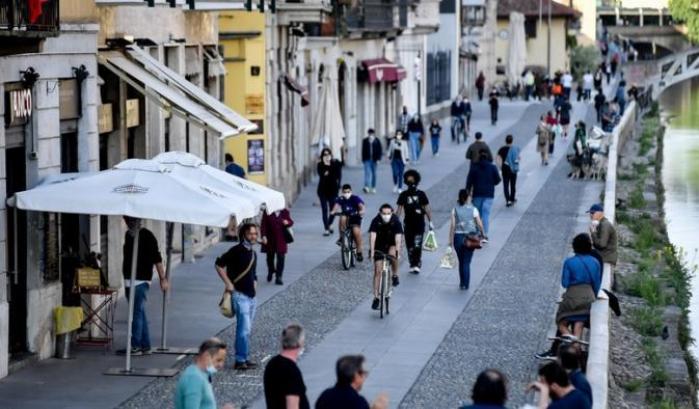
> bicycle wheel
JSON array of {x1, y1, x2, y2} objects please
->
[
  {"x1": 341, "y1": 234, "x2": 351, "y2": 270},
  {"x1": 350, "y1": 242, "x2": 356, "y2": 267},
  {"x1": 379, "y1": 269, "x2": 386, "y2": 319}
]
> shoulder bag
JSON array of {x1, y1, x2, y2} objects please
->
[
  {"x1": 456, "y1": 206, "x2": 482, "y2": 250},
  {"x1": 218, "y1": 253, "x2": 256, "y2": 318}
]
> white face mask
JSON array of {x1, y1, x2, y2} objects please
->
[
  {"x1": 591, "y1": 219, "x2": 600, "y2": 227},
  {"x1": 343, "y1": 193, "x2": 351, "y2": 199},
  {"x1": 381, "y1": 214, "x2": 391, "y2": 223}
]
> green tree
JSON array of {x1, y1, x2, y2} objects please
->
[
  {"x1": 570, "y1": 45, "x2": 599, "y2": 81},
  {"x1": 670, "y1": 0, "x2": 699, "y2": 43}
]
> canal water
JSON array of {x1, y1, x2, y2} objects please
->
[{"x1": 659, "y1": 78, "x2": 699, "y2": 364}]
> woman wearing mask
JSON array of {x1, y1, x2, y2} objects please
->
[
  {"x1": 388, "y1": 131, "x2": 410, "y2": 193},
  {"x1": 317, "y1": 148, "x2": 342, "y2": 236},
  {"x1": 260, "y1": 207, "x2": 294, "y2": 285},
  {"x1": 448, "y1": 189, "x2": 485, "y2": 290}
]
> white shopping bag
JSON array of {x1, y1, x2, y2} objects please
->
[
  {"x1": 440, "y1": 246, "x2": 456, "y2": 269},
  {"x1": 423, "y1": 230, "x2": 438, "y2": 252}
]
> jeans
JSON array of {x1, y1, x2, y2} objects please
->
[
  {"x1": 583, "y1": 89, "x2": 592, "y2": 100},
  {"x1": 431, "y1": 136, "x2": 440, "y2": 155},
  {"x1": 451, "y1": 116, "x2": 464, "y2": 142},
  {"x1": 490, "y1": 108, "x2": 498, "y2": 125},
  {"x1": 363, "y1": 160, "x2": 377, "y2": 189},
  {"x1": 233, "y1": 292, "x2": 257, "y2": 363},
  {"x1": 453, "y1": 234, "x2": 475, "y2": 288},
  {"x1": 502, "y1": 166, "x2": 517, "y2": 203},
  {"x1": 525, "y1": 85, "x2": 533, "y2": 100},
  {"x1": 408, "y1": 132, "x2": 421, "y2": 162},
  {"x1": 472, "y1": 196, "x2": 494, "y2": 235},
  {"x1": 319, "y1": 194, "x2": 337, "y2": 230},
  {"x1": 266, "y1": 252, "x2": 285, "y2": 279},
  {"x1": 124, "y1": 282, "x2": 151, "y2": 350},
  {"x1": 404, "y1": 224, "x2": 424, "y2": 268},
  {"x1": 391, "y1": 159, "x2": 405, "y2": 188}
]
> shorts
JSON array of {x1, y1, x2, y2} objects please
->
[
  {"x1": 374, "y1": 240, "x2": 396, "y2": 254},
  {"x1": 344, "y1": 215, "x2": 362, "y2": 227}
]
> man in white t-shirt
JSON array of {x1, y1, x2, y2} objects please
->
[
  {"x1": 582, "y1": 71, "x2": 594, "y2": 101},
  {"x1": 561, "y1": 71, "x2": 573, "y2": 100}
]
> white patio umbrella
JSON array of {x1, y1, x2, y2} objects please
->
[
  {"x1": 11, "y1": 158, "x2": 252, "y2": 376},
  {"x1": 151, "y1": 151, "x2": 285, "y2": 352},
  {"x1": 310, "y1": 71, "x2": 346, "y2": 160},
  {"x1": 507, "y1": 11, "x2": 527, "y2": 90}
]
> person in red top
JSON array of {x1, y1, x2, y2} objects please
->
[{"x1": 261, "y1": 207, "x2": 294, "y2": 285}]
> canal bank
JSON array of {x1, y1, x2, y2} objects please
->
[{"x1": 608, "y1": 101, "x2": 697, "y2": 408}]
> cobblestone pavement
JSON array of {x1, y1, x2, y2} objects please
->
[{"x1": 399, "y1": 107, "x2": 599, "y2": 408}]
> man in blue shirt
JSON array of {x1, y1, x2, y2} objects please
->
[
  {"x1": 174, "y1": 338, "x2": 232, "y2": 409},
  {"x1": 459, "y1": 369, "x2": 509, "y2": 409},
  {"x1": 466, "y1": 151, "x2": 501, "y2": 241},
  {"x1": 331, "y1": 184, "x2": 366, "y2": 261},
  {"x1": 528, "y1": 362, "x2": 591, "y2": 409},
  {"x1": 224, "y1": 153, "x2": 246, "y2": 179}
]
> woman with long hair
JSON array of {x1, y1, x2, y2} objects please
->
[
  {"x1": 448, "y1": 189, "x2": 485, "y2": 290},
  {"x1": 317, "y1": 148, "x2": 342, "y2": 236}
]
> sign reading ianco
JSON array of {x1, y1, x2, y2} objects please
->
[{"x1": 8, "y1": 89, "x2": 32, "y2": 127}]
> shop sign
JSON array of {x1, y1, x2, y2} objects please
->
[
  {"x1": 7, "y1": 89, "x2": 32, "y2": 127},
  {"x1": 245, "y1": 94, "x2": 264, "y2": 115},
  {"x1": 247, "y1": 139, "x2": 264, "y2": 174},
  {"x1": 98, "y1": 104, "x2": 113, "y2": 134},
  {"x1": 126, "y1": 99, "x2": 139, "y2": 128},
  {"x1": 59, "y1": 79, "x2": 80, "y2": 120}
]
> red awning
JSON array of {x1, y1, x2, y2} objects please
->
[{"x1": 360, "y1": 58, "x2": 407, "y2": 84}]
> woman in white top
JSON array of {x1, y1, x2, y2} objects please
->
[
  {"x1": 388, "y1": 131, "x2": 410, "y2": 193},
  {"x1": 448, "y1": 189, "x2": 485, "y2": 290}
]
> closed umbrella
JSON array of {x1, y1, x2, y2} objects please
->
[
  {"x1": 310, "y1": 71, "x2": 346, "y2": 160},
  {"x1": 507, "y1": 12, "x2": 527, "y2": 90},
  {"x1": 12, "y1": 158, "x2": 252, "y2": 376}
]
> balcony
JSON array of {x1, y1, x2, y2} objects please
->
[
  {"x1": 334, "y1": 0, "x2": 402, "y2": 37},
  {"x1": 0, "y1": 0, "x2": 60, "y2": 37}
]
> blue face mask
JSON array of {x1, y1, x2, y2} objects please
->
[{"x1": 206, "y1": 364, "x2": 217, "y2": 376}]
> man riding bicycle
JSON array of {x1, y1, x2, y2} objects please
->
[
  {"x1": 331, "y1": 184, "x2": 366, "y2": 262},
  {"x1": 369, "y1": 204, "x2": 403, "y2": 310}
]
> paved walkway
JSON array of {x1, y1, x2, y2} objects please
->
[{"x1": 0, "y1": 97, "x2": 601, "y2": 409}]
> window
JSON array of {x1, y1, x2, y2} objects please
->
[{"x1": 525, "y1": 17, "x2": 537, "y2": 39}]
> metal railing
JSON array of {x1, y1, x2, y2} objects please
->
[
  {"x1": 341, "y1": 0, "x2": 397, "y2": 32},
  {"x1": 0, "y1": 0, "x2": 59, "y2": 35}
]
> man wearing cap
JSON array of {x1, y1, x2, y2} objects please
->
[{"x1": 588, "y1": 204, "x2": 618, "y2": 266}]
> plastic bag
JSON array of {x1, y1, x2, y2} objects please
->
[
  {"x1": 440, "y1": 246, "x2": 456, "y2": 269},
  {"x1": 423, "y1": 230, "x2": 438, "y2": 252}
]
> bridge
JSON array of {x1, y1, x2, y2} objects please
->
[
  {"x1": 607, "y1": 25, "x2": 691, "y2": 58},
  {"x1": 648, "y1": 47, "x2": 699, "y2": 98}
]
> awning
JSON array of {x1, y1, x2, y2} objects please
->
[
  {"x1": 282, "y1": 74, "x2": 310, "y2": 107},
  {"x1": 359, "y1": 58, "x2": 407, "y2": 84},
  {"x1": 99, "y1": 45, "x2": 256, "y2": 140}
]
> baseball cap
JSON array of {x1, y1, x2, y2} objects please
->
[{"x1": 587, "y1": 204, "x2": 604, "y2": 214}]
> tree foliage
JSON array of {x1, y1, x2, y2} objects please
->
[
  {"x1": 570, "y1": 45, "x2": 599, "y2": 81},
  {"x1": 670, "y1": 0, "x2": 699, "y2": 43}
]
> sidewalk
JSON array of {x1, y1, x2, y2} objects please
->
[{"x1": 0, "y1": 99, "x2": 530, "y2": 409}]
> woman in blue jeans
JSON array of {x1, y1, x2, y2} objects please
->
[
  {"x1": 448, "y1": 189, "x2": 485, "y2": 290},
  {"x1": 388, "y1": 131, "x2": 410, "y2": 193}
]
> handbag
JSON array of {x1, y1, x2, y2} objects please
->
[
  {"x1": 218, "y1": 253, "x2": 256, "y2": 318},
  {"x1": 283, "y1": 226, "x2": 295, "y2": 244},
  {"x1": 464, "y1": 234, "x2": 482, "y2": 250}
]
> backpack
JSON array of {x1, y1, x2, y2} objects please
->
[
  {"x1": 552, "y1": 84, "x2": 563, "y2": 95},
  {"x1": 505, "y1": 146, "x2": 521, "y2": 173}
]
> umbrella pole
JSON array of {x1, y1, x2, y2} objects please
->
[
  {"x1": 124, "y1": 227, "x2": 140, "y2": 372},
  {"x1": 160, "y1": 222, "x2": 174, "y2": 350}
]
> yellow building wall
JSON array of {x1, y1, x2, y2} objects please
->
[
  {"x1": 219, "y1": 11, "x2": 267, "y2": 186},
  {"x1": 569, "y1": 0, "x2": 596, "y2": 46},
  {"x1": 60, "y1": 0, "x2": 99, "y2": 23},
  {"x1": 495, "y1": 18, "x2": 569, "y2": 76}
]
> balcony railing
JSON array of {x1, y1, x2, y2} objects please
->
[{"x1": 0, "y1": 0, "x2": 60, "y2": 36}]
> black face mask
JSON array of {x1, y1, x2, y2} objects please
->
[{"x1": 407, "y1": 183, "x2": 417, "y2": 191}]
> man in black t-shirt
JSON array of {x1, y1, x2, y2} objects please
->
[
  {"x1": 396, "y1": 170, "x2": 432, "y2": 275},
  {"x1": 122, "y1": 216, "x2": 168, "y2": 355},
  {"x1": 263, "y1": 323, "x2": 310, "y2": 409},
  {"x1": 316, "y1": 355, "x2": 388, "y2": 409},
  {"x1": 215, "y1": 223, "x2": 259, "y2": 370},
  {"x1": 369, "y1": 204, "x2": 403, "y2": 310}
]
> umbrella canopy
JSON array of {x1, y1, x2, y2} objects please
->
[
  {"x1": 13, "y1": 159, "x2": 244, "y2": 227},
  {"x1": 310, "y1": 71, "x2": 346, "y2": 160},
  {"x1": 152, "y1": 151, "x2": 286, "y2": 215},
  {"x1": 507, "y1": 11, "x2": 527, "y2": 87}
]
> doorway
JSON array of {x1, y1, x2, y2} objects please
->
[{"x1": 6, "y1": 146, "x2": 27, "y2": 357}]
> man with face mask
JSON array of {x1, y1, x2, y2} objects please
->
[
  {"x1": 263, "y1": 323, "x2": 309, "y2": 409},
  {"x1": 174, "y1": 337, "x2": 232, "y2": 409},
  {"x1": 369, "y1": 204, "x2": 403, "y2": 310},
  {"x1": 587, "y1": 204, "x2": 617, "y2": 266},
  {"x1": 331, "y1": 184, "x2": 366, "y2": 262},
  {"x1": 396, "y1": 170, "x2": 433, "y2": 274},
  {"x1": 121, "y1": 216, "x2": 168, "y2": 355},
  {"x1": 215, "y1": 223, "x2": 260, "y2": 370}
]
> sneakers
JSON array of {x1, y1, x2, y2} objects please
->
[
  {"x1": 234, "y1": 361, "x2": 258, "y2": 371},
  {"x1": 267, "y1": 272, "x2": 274, "y2": 283},
  {"x1": 392, "y1": 276, "x2": 400, "y2": 286},
  {"x1": 356, "y1": 253, "x2": 364, "y2": 262},
  {"x1": 481, "y1": 237, "x2": 489, "y2": 244},
  {"x1": 535, "y1": 350, "x2": 556, "y2": 360},
  {"x1": 275, "y1": 277, "x2": 284, "y2": 285},
  {"x1": 409, "y1": 267, "x2": 420, "y2": 275},
  {"x1": 393, "y1": 185, "x2": 398, "y2": 193},
  {"x1": 561, "y1": 334, "x2": 579, "y2": 342},
  {"x1": 323, "y1": 229, "x2": 331, "y2": 237},
  {"x1": 371, "y1": 188, "x2": 377, "y2": 194},
  {"x1": 371, "y1": 298, "x2": 380, "y2": 310},
  {"x1": 506, "y1": 201, "x2": 512, "y2": 207},
  {"x1": 459, "y1": 284, "x2": 468, "y2": 291},
  {"x1": 117, "y1": 347, "x2": 144, "y2": 356},
  {"x1": 363, "y1": 187, "x2": 370, "y2": 193}
]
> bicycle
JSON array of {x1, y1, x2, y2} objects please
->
[
  {"x1": 373, "y1": 250, "x2": 397, "y2": 319},
  {"x1": 340, "y1": 221, "x2": 357, "y2": 270}
]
